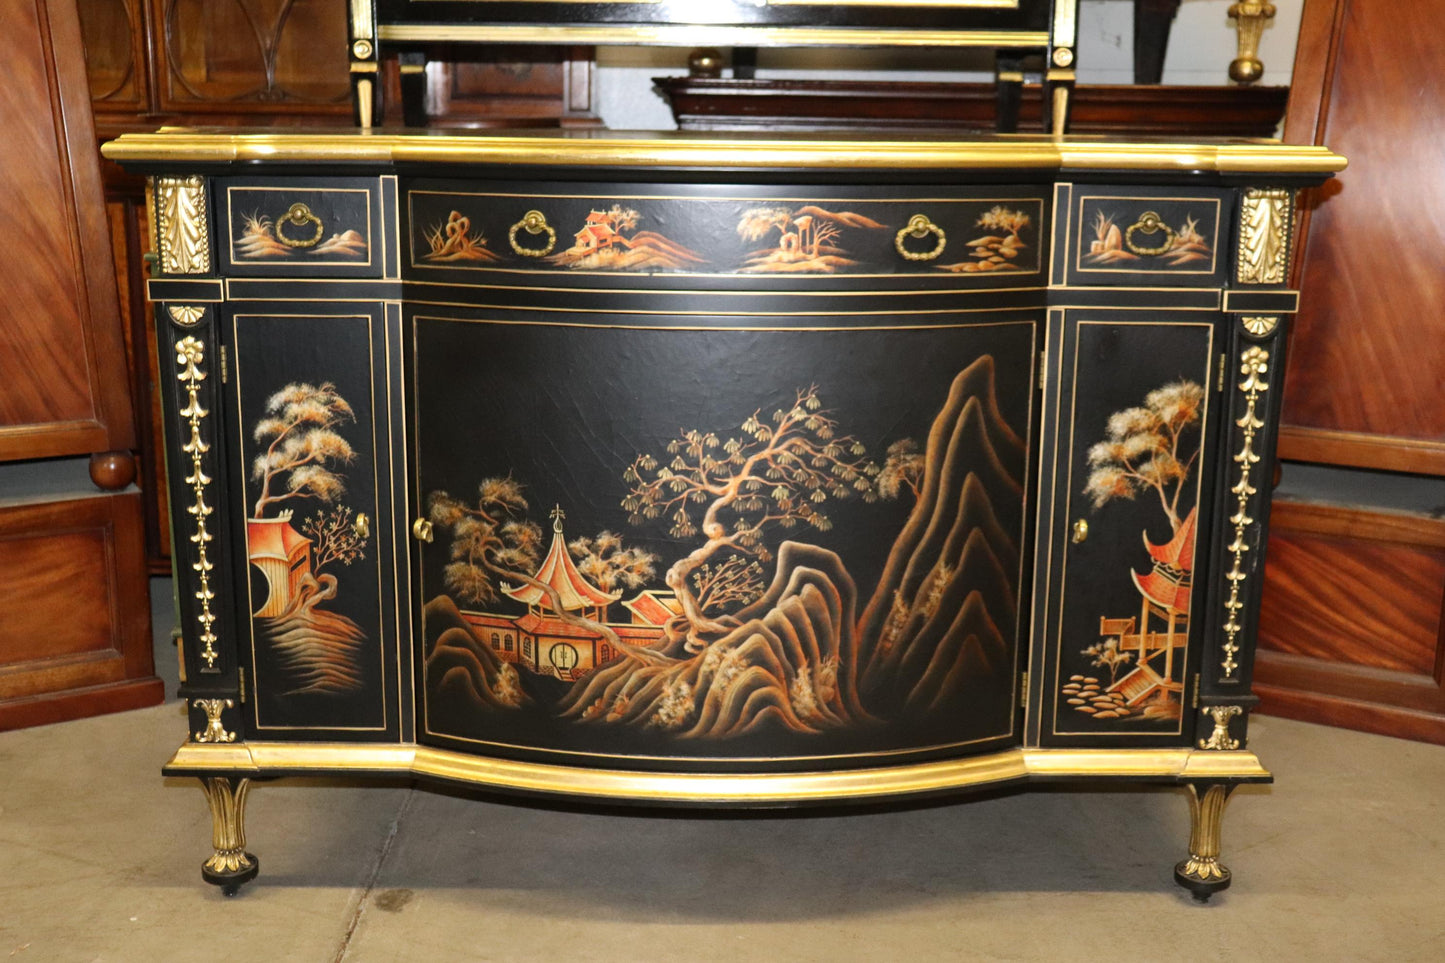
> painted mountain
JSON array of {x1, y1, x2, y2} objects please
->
[
  {"x1": 856, "y1": 356, "x2": 1026, "y2": 728},
  {"x1": 549, "y1": 356, "x2": 1025, "y2": 743},
  {"x1": 425, "y1": 595, "x2": 530, "y2": 710}
]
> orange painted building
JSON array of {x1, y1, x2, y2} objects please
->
[{"x1": 460, "y1": 508, "x2": 670, "y2": 682}]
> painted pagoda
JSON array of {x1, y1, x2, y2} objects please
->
[
  {"x1": 460, "y1": 507, "x2": 670, "y2": 682},
  {"x1": 1097, "y1": 506, "x2": 1197, "y2": 712}
]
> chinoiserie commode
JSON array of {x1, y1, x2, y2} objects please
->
[{"x1": 104, "y1": 127, "x2": 1342, "y2": 899}]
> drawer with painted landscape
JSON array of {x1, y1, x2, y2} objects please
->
[
  {"x1": 219, "y1": 178, "x2": 389, "y2": 278},
  {"x1": 403, "y1": 182, "x2": 1050, "y2": 289}
]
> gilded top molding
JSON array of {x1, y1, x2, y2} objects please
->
[{"x1": 103, "y1": 131, "x2": 1347, "y2": 176}]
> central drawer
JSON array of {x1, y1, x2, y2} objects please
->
[{"x1": 402, "y1": 180, "x2": 1051, "y2": 291}]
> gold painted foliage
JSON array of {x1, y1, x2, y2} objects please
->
[
  {"x1": 1084, "y1": 380, "x2": 1204, "y2": 531},
  {"x1": 569, "y1": 530, "x2": 659, "y2": 594},
  {"x1": 250, "y1": 382, "x2": 357, "y2": 518}
]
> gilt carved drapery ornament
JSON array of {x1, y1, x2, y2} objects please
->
[
  {"x1": 1236, "y1": 188, "x2": 1291, "y2": 285},
  {"x1": 155, "y1": 175, "x2": 210, "y2": 274}
]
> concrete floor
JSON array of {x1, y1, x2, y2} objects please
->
[{"x1": 2, "y1": 584, "x2": 1443, "y2": 961}]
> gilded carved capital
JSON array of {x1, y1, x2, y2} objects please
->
[
  {"x1": 1198, "y1": 705, "x2": 1243, "y2": 751},
  {"x1": 193, "y1": 698, "x2": 236, "y2": 744}
]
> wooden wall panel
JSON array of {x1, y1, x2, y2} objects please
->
[
  {"x1": 0, "y1": 493, "x2": 163, "y2": 729},
  {"x1": 1256, "y1": 500, "x2": 1445, "y2": 745},
  {"x1": 0, "y1": 0, "x2": 135, "y2": 461},
  {"x1": 1280, "y1": 0, "x2": 1445, "y2": 474}
]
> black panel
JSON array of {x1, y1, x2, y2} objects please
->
[
  {"x1": 410, "y1": 305, "x2": 1039, "y2": 771},
  {"x1": 225, "y1": 305, "x2": 402, "y2": 741},
  {"x1": 1033, "y1": 311, "x2": 1224, "y2": 746},
  {"x1": 378, "y1": 1, "x2": 1055, "y2": 34}
]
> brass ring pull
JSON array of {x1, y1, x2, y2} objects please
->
[
  {"x1": 894, "y1": 214, "x2": 947, "y2": 262},
  {"x1": 508, "y1": 210, "x2": 557, "y2": 257},
  {"x1": 412, "y1": 518, "x2": 434, "y2": 543},
  {"x1": 352, "y1": 512, "x2": 370, "y2": 540},
  {"x1": 276, "y1": 202, "x2": 324, "y2": 249},
  {"x1": 1071, "y1": 519, "x2": 1089, "y2": 543},
  {"x1": 1124, "y1": 211, "x2": 1176, "y2": 256}
]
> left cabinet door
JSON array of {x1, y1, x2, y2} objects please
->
[{"x1": 223, "y1": 303, "x2": 406, "y2": 740}]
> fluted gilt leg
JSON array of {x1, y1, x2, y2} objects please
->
[
  {"x1": 198, "y1": 776, "x2": 258, "y2": 896},
  {"x1": 1174, "y1": 782, "x2": 1236, "y2": 901}
]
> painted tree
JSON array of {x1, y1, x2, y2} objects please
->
[
  {"x1": 429, "y1": 479, "x2": 665, "y2": 664},
  {"x1": 567, "y1": 530, "x2": 659, "y2": 595},
  {"x1": 300, "y1": 505, "x2": 368, "y2": 574},
  {"x1": 1084, "y1": 381, "x2": 1205, "y2": 532},
  {"x1": 622, "y1": 385, "x2": 880, "y2": 651},
  {"x1": 875, "y1": 438, "x2": 925, "y2": 502},
  {"x1": 605, "y1": 204, "x2": 640, "y2": 233},
  {"x1": 690, "y1": 556, "x2": 765, "y2": 614},
  {"x1": 1082, "y1": 637, "x2": 1134, "y2": 685},
  {"x1": 976, "y1": 205, "x2": 1031, "y2": 241},
  {"x1": 251, "y1": 382, "x2": 356, "y2": 518}
]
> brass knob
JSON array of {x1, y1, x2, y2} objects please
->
[
  {"x1": 352, "y1": 512, "x2": 370, "y2": 540},
  {"x1": 276, "y1": 202, "x2": 324, "y2": 248},
  {"x1": 508, "y1": 210, "x2": 557, "y2": 257},
  {"x1": 1123, "y1": 211, "x2": 1176, "y2": 256},
  {"x1": 1071, "y1": 519, "x2": 1089, "y2": 543},
  {"x1": 412, "y1": 518, "x2": 434, "y2": 543},
  {"x1": 895, "y1": 214, "x2": 947, "y2": 262}
]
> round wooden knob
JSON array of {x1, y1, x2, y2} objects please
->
[{"x1": 89, "y1": 450, "x2": 137, "y2": 491}]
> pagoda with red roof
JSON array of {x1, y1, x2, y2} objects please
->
[
  {"x1": 501, "y1": 506, "x2": 620, "y2": 621},
  {"x1": 1097, "y1": 506, "x2": 1197, "y2": 709},
  {"x1": 460, "y1": 507, "x2": 667, "y2": 682}
]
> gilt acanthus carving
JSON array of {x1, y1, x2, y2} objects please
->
[
  {"x1": 155, "y1": 176, "x2": 210, "y2": 275},
  {"x1": 1198, "y1": 705, "x2": 1243, "y2": 750},
  {"x1": 1236, "y1": 188, "x2": 1291, "y2": 285},
  {"x1": 193, "y1": 698, "x2": 236, "y2": 744}
]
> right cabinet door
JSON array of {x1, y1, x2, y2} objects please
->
[{"x1": 1032, "y1": 311, "x2": 1226, "y2": 746}]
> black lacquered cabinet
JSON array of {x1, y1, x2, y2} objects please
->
[{"x1": 108, "y1": 130, "x2": 1341, "y2": 898}]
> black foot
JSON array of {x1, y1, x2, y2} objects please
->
[
  {"x1": 203, "y1": 853, "x2": 259, "y2": 895},
  {"x1": 1174, "y1": 859, "x2": 1231, "y2": 901}
]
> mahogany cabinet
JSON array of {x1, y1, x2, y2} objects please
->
[
  {"x1": 104, "y1": 127, "x2": 1342, "y2": 897},
  {"x1": 0, "y1": 0, "x2": 162, "y2": 729},
  {"x1": 1252, "y1": 0, "x2": 1445, "y2": 744}
]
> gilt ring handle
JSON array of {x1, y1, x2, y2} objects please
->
[
  {"x1": 894, "y1": 214, "x2": 947, "y2": 262},
  {"x1": 508, "y1": 210, "x2": 557, "y2": 257},
  {"x1": 276, "y1": 202, "x2": 324, "y2": 249},
  {"x1": 1123, "y1": 211, "x2": 1176, "y2": 256}
]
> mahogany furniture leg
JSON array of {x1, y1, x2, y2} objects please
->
[
  {"x1": 1174, "y1": 782, "x2": 1237, "y2": 900},
  {"x1": 198, "y1": 776, "x2": 258, "y2": 896}
]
